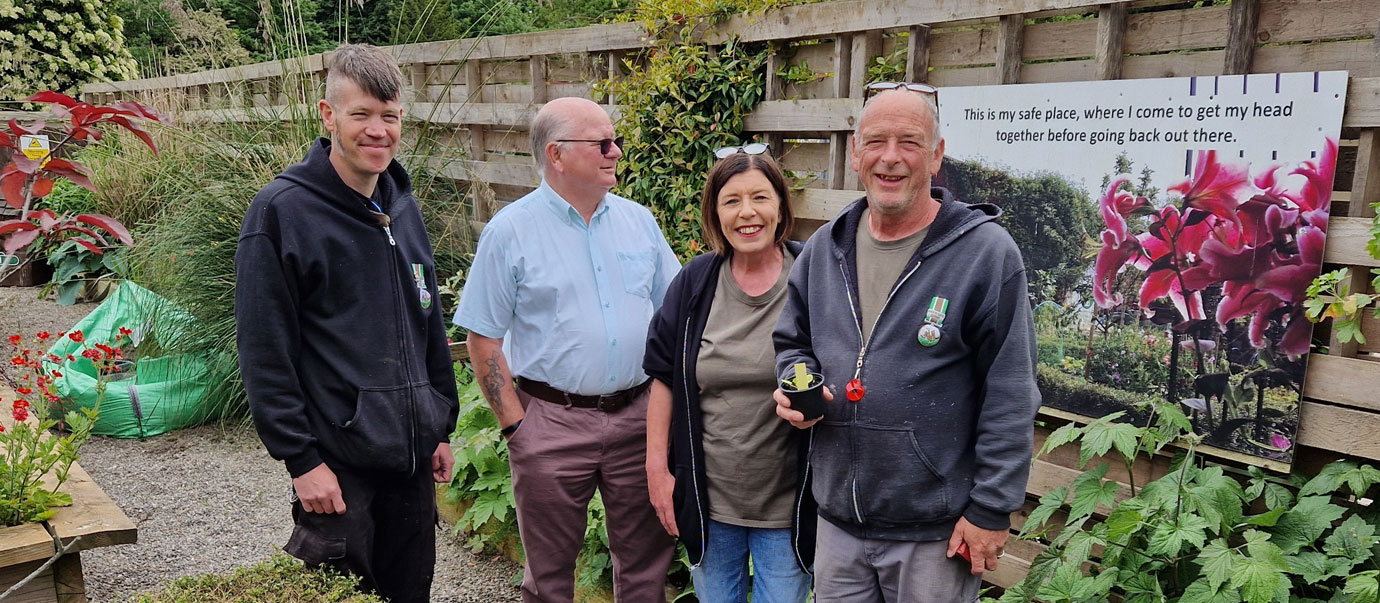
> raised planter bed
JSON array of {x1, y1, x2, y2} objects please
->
[{"x1": 0, "y1": 390, "x2": 137, "y2": 602}]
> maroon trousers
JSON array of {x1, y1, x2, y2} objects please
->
[{"x1": 507, "y1": 387, "x2": 675, "y2": 602}]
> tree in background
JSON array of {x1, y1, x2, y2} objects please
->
[
  {"x1": 1, "y1": 0, "x2": 140, "y2": 99},
  {"x1": 938, "y1": 158, "x2": 1099, "y2": 305},
  {"x1": 117, "y1": 0, "x2": 252, "y2": 77},
  {"x1": 451, "y1": 0, "x2": 626, "y2": 36}
]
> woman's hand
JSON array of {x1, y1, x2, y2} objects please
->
[{"x1": 647, "y1": 466, "x2": 679, "y2": 537}]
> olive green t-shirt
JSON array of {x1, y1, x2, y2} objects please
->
[
  {"x1": 856, "y1": 208, "x2": 929, "y2": 341},
  {"x1": 696, "y1": 250, "x2": 797, "y2": 528}
]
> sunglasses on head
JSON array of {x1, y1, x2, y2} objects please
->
[
  {"x1": 713, "y1": 142, "x2": 770, "y2": 159},
  {"x1": 864, "y1": 81, "x2": 939, "y2": 100},
  {"x1": 557, "y1": 136, "x2": 624, "y2": 156}
]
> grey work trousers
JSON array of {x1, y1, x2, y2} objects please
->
[{"x1": 813, "y1": 517, "x2": 980, "y2": 603}]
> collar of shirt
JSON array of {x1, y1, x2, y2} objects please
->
[{"x1": 537, "y1": 181, "x2": 610, "y2": 228}]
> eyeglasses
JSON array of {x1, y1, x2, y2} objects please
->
[
  {"x1": 864, "y1": 82, "x2": 939, "y2": 100},
  {"x1": 556, "y1": 136, "x2": 624, "y2": 156},
  {"x1": 713, "y1": 142, "x2": 770, "y2": 159}
]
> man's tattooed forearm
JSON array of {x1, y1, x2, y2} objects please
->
[{"x1": 481, "y1": 356, "x2": 509, "y2": 412}]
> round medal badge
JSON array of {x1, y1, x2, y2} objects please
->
[{"x1": 917, "y1": 323, "x2": 942, "y2": 347}]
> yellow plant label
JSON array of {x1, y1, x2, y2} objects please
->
[{"x1": 20, "y1": 134, "x2": 49, "y2": 160}]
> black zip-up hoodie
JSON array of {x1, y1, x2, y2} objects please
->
[
  {"x1": 774, "y1": 188, "x2": 1040, "y2": 541},
  {"x1": 236, "y1": 138, "x2": 460, "y2": 478},
  {"x1": 643, "y1": 243, "x2": 815, "y2": 573}
]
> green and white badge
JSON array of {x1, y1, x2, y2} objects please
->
[
  {"x1": 918, "y1": 296, "x2": 948, "y2": 347},
  {"x1": 411, "y1": 263, "x2": 432, "y2": 309}
]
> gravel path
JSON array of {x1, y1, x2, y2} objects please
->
[
  {"x1": 1, "y1": 285, "x2": 523, "y2": 602},
  {"x1": 78, "y1": 424, "x2": 524, "y2": 602}
]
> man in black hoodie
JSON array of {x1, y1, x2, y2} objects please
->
[
  {"x1": 235, "y1": 44, "x2": 459, "y2": 602},
  {"x1": 773, "y1": 84, "x2": 1040, "y2": 601}
]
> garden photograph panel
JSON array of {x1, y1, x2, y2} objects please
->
[{"x1": 938, "y1": 72, "x2": 1349, "y2": 467}]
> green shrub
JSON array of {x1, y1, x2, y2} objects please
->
[
  {"x1": 134, "y1": 554, "x2": 383, "y2": 602},
  {"x1": 0, "y1": 0, "x2": 139, "y2": 99}
]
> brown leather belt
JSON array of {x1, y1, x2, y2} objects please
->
[{"x1": 515, "y1": 377, "x2": 650, "y2": 413}]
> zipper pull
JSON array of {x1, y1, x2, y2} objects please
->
[
  {"x1": 853, "y1": 347, "x2": 865, "y2": 379},
  {"x1": 383, "y1": 225, "x2": 396, "y2": 246},
  {"x1": 370, "y1": 210, "x2": 395, "y2": 246}
]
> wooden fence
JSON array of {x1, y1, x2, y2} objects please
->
[{"x1": 82, "y1": 0, "x2": 1380, "y2": 590}]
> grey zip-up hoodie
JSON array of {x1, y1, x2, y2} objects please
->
[{"x1": 774, "y1": 187, "x2": 1040, "y2": 541}]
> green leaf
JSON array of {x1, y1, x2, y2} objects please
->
[
  {"x1": 1303, "y1": 462, "x2": 1380, "y2": 498},
  {"x1": 1231, "y1": 556, "x2": 1288, "y2": 603},
  {"x1": 1105, "y1": 506, "x2": 1145, "y2": 541},
  {"x1": 1324, "y1": 515, "x2": 1378, "y2": 561},
  {"x1": 1243, "y1": 530, "x2": 1292, "y2": 572},
  {"x1": 1040, "y1": 422, "x2": 1083, "y2": 457},
  {"x1": 1147, "y1": 513, "x2": 1210, "y2": 557},
  {"x1": 1244, "y1": 507, "x2": 1287, "y2": 527},
  {"x1": 1270, "y1": 496, "x2": 1348, "y2": 555},
  {"x1": 1288, "y1": 551, "x2": 1358, "y2": 583},
  {"x1": 1121, "y1": 571, "x2": 1164, "y2": 603},
  {"x1": 56, "y1": 280, "x2": 82, "y2": 306},
  {"x1": 1020, "y1": 486, "x2": 1067, "y2": 537},
  {"x1": 1069, "y1": 464, "x2": 1118, "y2": 522},
  {"x1": 1181, "y1": 576, "x2": 1243, "y2": 603},
  {"x1": 1197, "y1": 538, "x2": 1238, "y2": 588},
  {"x1": 1264, "y1": 483, "x2": 1295, "y2": 511},
  {"x1": 1079, "y1": 418, "x2": 1138, "y2": 467},
  {"x1": 1346, "y1": 572, "x2": 1380, "y2": 603}
]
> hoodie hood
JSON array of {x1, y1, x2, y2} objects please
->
[
  {"x1": 277, "y1": 138, "x2": 414, "y2": 220},
  {"x1": 828, "y1": 186, "x2": 1001, "y2": 261}
]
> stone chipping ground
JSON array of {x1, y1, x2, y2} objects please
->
[{"x1": 1, "y1": 287, "x2": 523, "y2": 602}]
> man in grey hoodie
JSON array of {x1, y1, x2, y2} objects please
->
[{"x1": 773, "y1": 84, "x2": 1040, "y2": 602}]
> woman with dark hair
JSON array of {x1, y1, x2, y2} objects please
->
[{"x1": 644, "y1": 145, "x2": 815, "y2": 602}]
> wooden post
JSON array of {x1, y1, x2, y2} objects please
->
[
  {"x1": 1331, "y1": 129, "x2": 1380, "y2": 357},
  {"x1": 905, "y1": 25, "x2": 931, "y2": 83},
  {"x1": 606, "y1": 51, "x2": 624, "y2": 105},
  {"x1": 1095, "y1": 3, "x2": 1127, "y2": 80},
  {"x1": 763, "y1": 44, "x2": 784, "y2": 157},
  {"x1": 829, "y1": 35, "x2": 854, "y2": 191},
  {"x1": 848, "y1": 30, "x2": 882, "y2": 99},
  {"x1": 530, "y1": 55, "x2": 548, "y2": 105},
  {"x1": 1224, "y1": 0, "x2": 1260, "y2": 75},
  {"x1": 997, "y1": 14, "x2": 1025, "y2": 84},
  {"x1": 54, "y1": 553, "x2": 85, "y2": 603},
  {"x1": 410, "y1": 64, "x2": 429, "y2": 103},
  {"x1": 464, "y1": 59, "x2": 483, "y2": 103}
]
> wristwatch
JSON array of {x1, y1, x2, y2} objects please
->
[{"x1": 500, "y1": 419, "x2": 522, "y2": 439}]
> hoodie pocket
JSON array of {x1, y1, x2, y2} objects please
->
[
  {"x1": 329, "y1": 384, "x2": 415, "y2": 473},
  {"x1": 424, "y1": 385, "x2": 456, "y2": 446},
  {"x1": 853, "y1": 425, "x2": 950, "y2": 526},
  {"x1": 618, "y1": 251, "x2": 655, "y2": 298}
]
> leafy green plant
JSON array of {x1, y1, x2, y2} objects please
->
[
  {"x1": 603, "y1": 25, "x2": 768, "y2": 259},
  {"x1": 1304, "y1": 268, "x2": 1380, "y2": 345},
  {"x1": 0, "y1": 0, "x2": 139, "y2": 98},
  {"x1": 41, "y1": 240, "x2": 128, "y2": 305},
  {"x1": 1000, "y1": 396, "x2": 1380, "y2": 603},
  {"x1": 778, "y1": 60, "x2": 829, "y2": 86},
  {"x1": 134, "y1": 553, "x2": 384, "y2": 602},
  {"x1": 865, "y1": 44, "x2": 907, "y2": 83}
]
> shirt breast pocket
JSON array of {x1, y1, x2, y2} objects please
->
[{"x1": 617, "y1": 250, "x2": 656, "y2": 298}]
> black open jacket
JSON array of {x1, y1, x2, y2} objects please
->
[{"x1": 642, "y1": 242, "x2": 815, "y2": 572}]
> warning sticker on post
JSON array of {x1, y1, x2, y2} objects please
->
[{"x1": 19, "y1": 134, "x2": 49, "y2": 161}]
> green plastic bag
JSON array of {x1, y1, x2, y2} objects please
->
[{"x1": 47, "y1": 281, "x2": 215, "y2": 438}]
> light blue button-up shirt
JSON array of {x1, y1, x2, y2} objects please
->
[{"x1": 454, "y1": 182, "x2": 681, "y2": 396}]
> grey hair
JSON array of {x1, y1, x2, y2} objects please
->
[
  {"x1": 855, "y1": 88, "x2": 942, "y2": 144},
  {"x1": 530, "y1": 106, "x2": 566, "y2": 171},
  {"x1": 325, "y1": 44, "x2": 405, "y2": 105}
]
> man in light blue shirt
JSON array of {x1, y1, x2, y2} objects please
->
[{"x1": 454, "y1": 96, "x2": 680, "y2": 602}]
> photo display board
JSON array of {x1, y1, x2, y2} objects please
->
[{"x1": 938, "y1": 72, "x2": 1348, "y2": 468}]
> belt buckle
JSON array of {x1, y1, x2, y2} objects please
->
[{"x1": 596, "y1": 393, "x2": 619, "y2": 412}]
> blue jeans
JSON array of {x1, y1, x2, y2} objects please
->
[{"x1": 691, "y1": 520, "x2": 812, "y2": 603}]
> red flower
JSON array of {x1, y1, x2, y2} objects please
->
[
  {"x1": 13, "y1": 405, "x2": 28, "y2": 422},
  {"x1": 1099, "y1": 176, "x2": 1149, "y2": 246},
  {"x1": 7, "y1": 335, "x2": 20, "y2": 346},
  {"x1": 118, "y1": 327, "x2": 132, "y2": 337},
  {"x1": 1168, "y1": 150, "x2": 1253, "y2": 227},
  {"x1": 0, "y1": 424, "x2": 5, "y2": 433},
  {"x1": 36, "y1": 331, "x2": 50, "y2": 341},
  {"x1": 51, "y1": 370, "x2": 62, "y2": 378},
  {"x1": 68, "y1": 330, "x2": 84, "y2": 343},
  {"x1": 15, "y1": 387, "x2": 31, "y2": 395}
]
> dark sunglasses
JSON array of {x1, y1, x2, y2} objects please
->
[
  {"x1": 713, "y1": 142, "x2": 770, "y2": 159},
  {"x1": 557, "y1": 136, "x2": 624, "y2": 156},
  {"x1": 864, "y1": 81, "x2": 939, "y2": 100}
]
